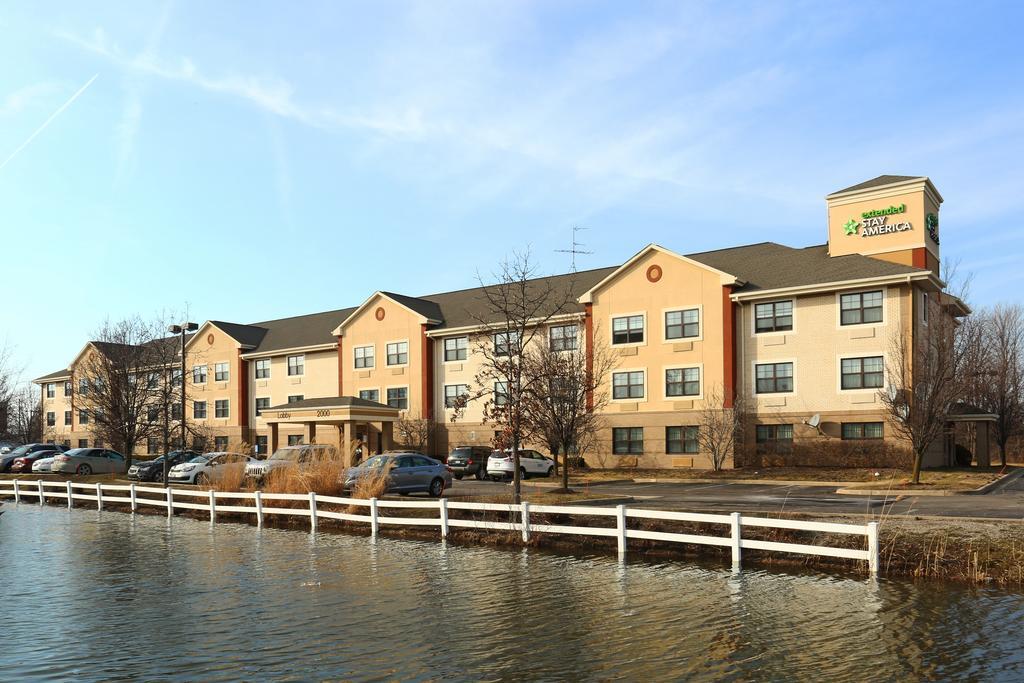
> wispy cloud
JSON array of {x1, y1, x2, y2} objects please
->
[{"x1": 0, "y1": 74, "x2": 98, "y2": 172}]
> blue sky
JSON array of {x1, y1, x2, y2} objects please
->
[{"x1": 2, "y1": 1, "x2": 1022, "y2": 382}]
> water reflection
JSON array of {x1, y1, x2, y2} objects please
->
[{"x1": 1, "y1": 503, "x2": 1022, "y2": 682}]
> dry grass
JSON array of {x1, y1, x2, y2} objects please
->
[
  {"x1": 344, "y1": 466, "x2": 391, "y2": 514},
  {"x1": 573, "y1": 465, "x2": 1018, "y2": 485},
  {"x1": 212, "y1": 463, "x2": 246, "y2": 493}
]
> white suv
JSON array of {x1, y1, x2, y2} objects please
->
[
  {"x1": 244, "y1": 444, "x2": 339, "y2": 484},
  {"x1": 486, "y1": 449, "x2": 555, "y2": 481}
]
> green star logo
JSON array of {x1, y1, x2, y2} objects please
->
[{"x1": 843, "y1": 218, "x2": 859, "y2": 235}]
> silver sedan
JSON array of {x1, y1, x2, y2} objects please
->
[
  {"x1": 343, "y1": 453, "x2": 453, "y2": 497},
  {"x1": 51, "y1": 448, "x2": 127, "y2": 475}
]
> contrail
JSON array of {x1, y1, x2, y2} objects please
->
[{"x1": 0, "y1": 73, "x2": 99, "y2": 172}]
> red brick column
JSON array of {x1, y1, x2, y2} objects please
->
[{"x1": 722, "y1": 286, "x2": 737, "y2": 408}]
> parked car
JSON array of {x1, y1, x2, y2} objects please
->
[
  {"x1": 32, "y1": 455, "x2": 59, "y2": 474},
  {"x1": 169, "y1": 452, "x2": 256, "y2": 485},
  {"x1": 51, "y1": 448, "x2": 127, "y2": 475},
  {"x1": 244, "y1": 444, "x2": 339, "y2": 485},
  {"x1": 486, "y1": 449, "x2": 555, "y2": 481},
  {"x1": 127, "y1": 451, "x2": 200, "y2": 482},
  {"x1": 342, "y1": 453, "x2": 453, "y2": 497},
  {"x1": 10, "y1": 450, "x2": 60, "y2": 473},
  {"x1": 446, "y1": 445, "x2": 493, "y2": 481},
  {"x1": 1, "y1": 443, "x2": 68, "y2": 472}
]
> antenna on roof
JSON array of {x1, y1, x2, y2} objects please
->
[{"x1": 554, "y1": 224, "x2": 593, "y2": 272}]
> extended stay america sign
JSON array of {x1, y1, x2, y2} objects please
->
[{"x1": 843, "y1": 203, "x2": 913, "y2": 238}]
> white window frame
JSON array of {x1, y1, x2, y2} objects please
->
[
  {"x1": 45, "y1": 383, "x2": 56, "y2": 398},
  {"x1": 662, "y1": 306, "x2": 703, "y2": 343},
  {"x1": 287, "y1": 354, "x2": 305, "y2": 376},
  {"x1": 254, "y1": 359, "x2": 271, "y2": 380},
  {"x1": 386, "y1": 385, "x2": 409, "y2": 410},
  {"x1": 836, "y1": 287, "x2": 886, "y2": 329},
  {"x1": 752, "y1": 359, "x2": 796, "y2": 395},
  {"x1": 358, "y1": 388, "x2": 382, "y2": 403},
  {"x1": 214, "y1": 399, "x2": 230, "y2": 419},
  {"x1": 214, "y1": 361, "x2": 230, "y2": 382},
  {"x1": 354, "y1": 344, "x2": 376, "y2": 369},
  {"x1": 193, "y1": 365, "x2": 208, "y2": 385},
  {"x1": 751, "y1": 299, "x2": 795, "y2": 337},
  {"x1": 549, "y1": 324, "x2": 579, "y2": 352},
  {"x1": 444, "y1": 383, "x2": 470, "y2": 409},
  {"x1": 662, "y1": 363, "x2": 703, "y2": 400},
  {"x1": 443, "y1": 336, "x2": 469, "y2": 363},
  {"x1": 493, "y1": 330, "x2": 520, "y2": 357},
  {"x1": 610, "y1": 312, "x2": 647, "y2": 347},
  {"x1": 610, "y1": 368, "x2": 647, "y2": 403},
  {"x1": 254, "y1": 396, "x2": 271, "y2": 417},
  {"x1": 193, "y1": 401, "x2": 207, "y2": 420},
  {"x1": 287, "y1": 394, "x2": 305, "y2": 404},
  {"x1": 837, "y1": 352, "x2": 886, "y2": 393},
  {"x1": 386, "y1": 340, "x2": 409, "y2": 367}
]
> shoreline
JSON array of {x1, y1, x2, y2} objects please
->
[{"x1": 5, "y1": 494, "x2": 1023, "y2": 588}]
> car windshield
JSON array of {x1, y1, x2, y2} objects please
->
[
  {"x1": 451, "y1": 448, "x2": 473, "y2": 457},
  {"x1": 188, "y1": 455, "x2": 211, "y2": 464},
  {"x1": 63, "y1": 448, "x2": 89, "y2": 457},
  {"x1": 268, "y1": 448, "x2": 304, "y2": 462},
  {"x1": 361, "y1": 455, "x2": 391, "y2": 469},
  {"x1": 8, "y1": 445, "x2": 32, "y2": 456}
]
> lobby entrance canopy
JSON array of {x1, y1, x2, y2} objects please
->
[{"x1": 260, "y1": 396, "x2": 400, "y2": 462}]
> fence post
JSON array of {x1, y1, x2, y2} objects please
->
[
  {"x1": 130, "y1": 483, "x2": 137, "y2": 513},
  {"x1": 439, "y1": 497, "x2": 449, "y2": 539},
  {"x1": 166, "y1": 487, "x2": 173, "y2": 519},
  {"x1": 730, "y1": 512, "x2": 742, "y2": 570},
  {"x1": 66, "y1": 481, "x2": 73, "y2": 509},
  {"x1": 309, "y1": 492, "x2": 318, "y2": 533},
  {"x1": 38, "y1": 480, "x2": 45, "y2": 506},
  {"x1": 96, "y1": 482, "x2": 103, "y2": 511},
  {"x1": 521, "y1": 501, "x2": 530, "y2": 543},
  {"x1": 369, "y1": 497, "x2": 379, "y2": 538},
  {"x1": 254, "y1": 490, "x2": 264, "y2": 528},
  {"x1": 867, "y1": 521, "x2": 880, "y2": 576},
  {"x1": 209, "y1": 490, "x2": 217, "y2": 523},
  {"x1": 12, "y1": 479, "x2": 19, "y2": 503},
  {"x1": 616, "y1": 505, "x2": 627, "y2": 556}
]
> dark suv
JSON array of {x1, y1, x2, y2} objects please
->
[{"x1": 446, "y1": 446, "x2": 492, "y2": 480}]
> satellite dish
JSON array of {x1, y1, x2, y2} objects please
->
[
  {"x1": 886, "y1": 385, "x2": 899, "y2": 402},
  {"x1": 807, "y1": 414, "x2": 821, "y2": 428}
]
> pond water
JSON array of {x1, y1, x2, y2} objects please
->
[{"x1": 2, "y1": 503, "x2": 1023, "y2": 681}]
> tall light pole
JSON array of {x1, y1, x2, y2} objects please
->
[{"x1": 167, "y1": 321, "x2": 198, "y2": 485}]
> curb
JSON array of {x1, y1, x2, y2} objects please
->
[{"x1": 834, "y1": 467, "x2": 1024, "y2": 497}]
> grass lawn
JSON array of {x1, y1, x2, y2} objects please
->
[{"x1": 840, "y1": 467, "x2": 1013, "y2": 491}]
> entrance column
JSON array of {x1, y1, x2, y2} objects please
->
[
  {"x1": 305, "y1": 421, "x2": 318, "y2": 445},
  {"x1": 341, "y1": 422, "x2": 352, "y2": 467},
  {"x1": 270, "y1": 423, "x2": 280, "y2": 453},
  {"x1": 976, "y1": 422, "x2": 991, "y2": 467},
  {"x1": 381, "y1": 421, "x2": 394, "y2": 451}
]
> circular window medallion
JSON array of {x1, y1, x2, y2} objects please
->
[
  {"x1": 646, "y1": 264, "x2": 663, "y2": 283},
  {"x1": 206, "y1": 333, "x2": 215, "y2": 345},
  {"x1": 375, "y1": 307, "x2": 386, "y2": 321}
]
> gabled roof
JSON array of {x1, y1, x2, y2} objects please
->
[
  {"x1": 248, "y1": 307, "x2": 355, "y2": 353},
  {"x1": 34, "y1": 368, "x2": 71, "y2": 383},
  {"x1": 830, "y1": 175, "x2": 924, "y2": 195},
  {"x1": 689, "y1": 242, "x2": 929, "y2": 294},
  {"x1": 380, "y1": 291, "x2": 444, "y2": 323},
  {"x1": 208, "y1": 320, "x2": 267, "y2": 349},
  {"x1": 579, "y1": 244, "x2": 741, "y2": 303}
]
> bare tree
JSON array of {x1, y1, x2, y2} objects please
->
[
  {"x1": 696, "y1": 384, "x2": 748, "y2": 471},
  {"x1": 451, "y1": 250, "x2": 576, "y2": 504},
  {"x1": 395, "y1": 411, "x2": 437, "y2": 455},
  {"x1": 0, "y1": 343, "x2": 18, "y2": 441},
  {"x1": 970, "y1": 304, "x2": 1024, "y2": 466},
  {"x1": 882, "y1": 291, "x2": 976, "y2": 483},
  {"x1": 6, "y1": 385, "x2": 42, "y2": 445},
  {"x1": 520, "y1": 324, "x2": 615, "y2": 492}
]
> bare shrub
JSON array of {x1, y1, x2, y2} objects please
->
[{"x1": 755, "y1": 440, "x2": 912, "y2": 469}]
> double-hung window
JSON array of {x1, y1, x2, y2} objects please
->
[
  {"x1": 666, "y1": 426, "x2": 699, "y2": 454},
  {"x1": 64, "y1": 380, "x2": 73, "y2": 396},
  {"x1": 612, "y1": 371, "x2": 645, "y2": 400},
  {"x1": 79, "y1": 378, "x2": 89, "y2": 396},
  {"x1": 755, "y1": 362, "x2": 794, "y2": 394},
  {"x1": 287, "y1": 354, "x2": 304, "y2": 376},
  {"x1": 444, "y1": 337, "x2": 468, "y2": 361},
  {"x1": 64, "y1": 411, "x2": 72, "y2": 426},
  {"x1": 612, "y1": 315, "x2": 644, "y2": 345},
  {"x1": 254, "y1": 359, "x2": 270, "y2": 379},
  {"x1": 841, "y1": 356, "x2": 884, "y2": 390},
  {"x1": 665, "y1": 367, "x2": 700, "y2": 397},
  {"x1": 549, "y1": 325, "x2": 578, "y2": 351},
  {"x1": 214, "y1": 362, "x2": 230, "y2": 382},
  {"x1": 287, "y1": 394, "x2": 304, "y2": 404},
  {"x1": 494, "y1": 331, "x2": 519, "y2": 357},
  {"x1": 444, "y1": 384, "x2": 469, "y2": 408},
  {"x1": 756, "y1": 424, "x2": 794, "y2": 453},
  {"x1": 840, "y1": 290, "x2": 884, "y2": 325},
  {"x1": 613, "y1": 427, "x2": 643, "y2": 455},
  {"x1": 359, "y1": 389, "x2": 380, "y2": 402},
  {"x1": 79, "y1": 409, "x2": 89, "y2": 425},
  {"x1": 665, "y1": 309, "x2": 699, "y2": 340},
  {"x1": 387, "y1": 387, "x2": 408, "y2": 410},
  {"x1": 354, "y1": 345, "x2": 375, "y2": 369},
  {"x1": 193, "y1": 401, "x2": 207, "y2": 419},
  {"x1": 46, "y1": 412, "x2": 55, "y2": 427},
  {"x1": 193, "y1": 365, "x2": 207, "y2": 384},
  {"x1": 494, "y1": 381, "x2": 509, "y2": 406},
  {"x1": 215, "y1": 399, "x2": 229, "y2": 418},
  {"x1": 45, "y1": 383, "x2": 55, "y2": 398},
  {"x1": 255, "y1": 397, "x2": 270, "y2": 416},
  {"x1": 755, "y1": 301, "x2": 793, "y2": 333},
  {"x1": 842, "y1": 422, "x2": 883, "y2": 440},
  {"x1": 386, "y1": 342, "x2": 408, "y2": 366}
]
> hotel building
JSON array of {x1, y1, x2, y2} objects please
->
[{"x1": 35, "y1": 175, "x2": 989, "y2": 468}]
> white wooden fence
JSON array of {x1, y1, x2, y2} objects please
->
[{"x1": 0, "y1": 479, "x2": 880, "y2": 575}]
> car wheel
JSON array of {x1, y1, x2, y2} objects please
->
[
  {"x1": 429, "y1": 477, "x2": 445, "y2": 497},
  {"x1": 519, "y1": 467, "x2": 527, "y2": 481},
  {"x1": 76, "y1": 464, "x2": 92, "y2": 476},
  {"x1": 546, "y1": 467, "x2": 554, "y2": 477},
  {"x1": 195, "y1": 473, "x2": 210, "y2": 487},
  {"x1": 454, "y1": 473, "x2": 463, "y2": 480}
]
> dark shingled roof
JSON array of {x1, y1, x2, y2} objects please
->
[
  {"x1": 687, "y1": 242, "x2": 927, "y2": 293},
  {"x1": 34, "y1": 368, "x2": 71, "y2": 382},
  {"x1": 380, "y1": 292, "x2": 444, "y2": 322},
  {"x1": 264, "y1": 396, "x2": 394, "y2": 411},
  {"x1": 247, "y1": 307, "x2": 356, "y2": 354},
  {"x1": 830, "y1": 175, "x2": 923, "y2": 195},
  {"x1": 209, "y1": 321, "x2": 267, "y2": 349}
]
